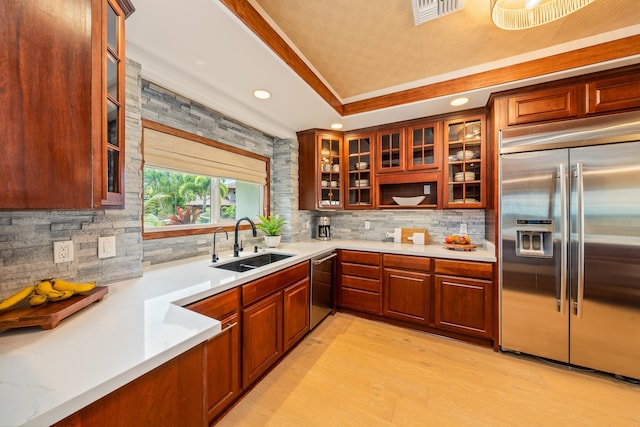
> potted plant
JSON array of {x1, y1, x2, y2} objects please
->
[{"x1": 256, "y1": 214, "x2": 286, "y2": 248}]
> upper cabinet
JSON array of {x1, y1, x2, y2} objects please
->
[
  {"x1": 344, "y1": 133, "x2": 374, "y2": 209},
  {"x1": 102, "y1": 0, "x2": 132, "y2": 206},
  {"x1": 406, "y1": 121, "x2": 441, "y2": 171},
  {"x1": 443, "y1": 116, "x2": 485, "y2": 208},
  {"x1": 298, "y1": 130, "x2": 344, "y2": 210},
  {"x1": 297, "y1": 111, "x2": 486, "y2": 211},
  {"x1": 0, "y1": 0, "x2": 133, "y2": 210},
  {"x1": 375, "y1": 128, "x2": 405, "y2": 174}
]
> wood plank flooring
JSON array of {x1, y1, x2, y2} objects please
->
[{"x1": 216, "y1": 313, "x2": 640, "y2": 426}]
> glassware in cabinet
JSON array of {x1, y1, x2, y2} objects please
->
[
  {"x1": 318, "y1": 135, "x2": 343, "y2": 208},
  {"x1": 345, "y1": 133, "x2": 374, "y2": 208},
  {"x1": 444, "y1": 117, "x2": 485, "y2": 207}
]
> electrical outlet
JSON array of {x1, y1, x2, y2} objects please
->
[
  {"x1": 98, "y1": 236, "x2": 116, "y2": 259},
  {"x1": 459, "y1": 223, "x2": 468, "y2": 234},
  {"x1": 54, "y1": 240, "x2": 74, "y2": 263},
  {"x1": 364, "y1": 220, "x2": 371, "y2": 230}
]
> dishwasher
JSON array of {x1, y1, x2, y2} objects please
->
[{"x1": 310, "y1": 251, "x2": 336, "y2": 330}]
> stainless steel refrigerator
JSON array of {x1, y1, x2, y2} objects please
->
[{"x1": 499, "y1": 111, "x2": 640, "y2": 380}]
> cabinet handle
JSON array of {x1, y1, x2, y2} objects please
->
[{"x1": 223, "y1": 321, "x2": 238, "y2": 330}]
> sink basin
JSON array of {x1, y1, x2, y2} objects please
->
[{"x1": 212, "y1": 252, "x2": 293, "y2": 272}]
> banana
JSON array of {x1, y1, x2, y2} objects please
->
[
  {"x1": 52, "y1": 279, "x2": 96, "y2": 294},
  {"x1": 29, "y1": 294, "x2": 48, "y2": 307},
  {"x1": 36, "y1": 280, "x2": 57, "y2": 296},
  {"x1": 36, "y1": 280, "x2": 67, "y2": 300},
  {"x1": 47, "y1": 290, "x2": 74, "y2": 302},
  {"x1": 0, "y1": 285, "x2": 36, "y2": 310}
]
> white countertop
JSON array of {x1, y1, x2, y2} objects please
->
[{"x1": 0, "y1": 239, "x2": 495, "y2": 426}]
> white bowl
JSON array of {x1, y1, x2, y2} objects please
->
[
  {"x1": 456, "y1": 150, "x2": 474, "y2": 160},
  {"x1": 454, "y1": 172, "x2": 475, "y2": 182},
  {"x1": 355, "y1": 162, "x2": 368, "y2": 170},
  {"x1": 392, "y1": 196, "x2": 425, "y2": 206},
  {"x1": 354, "y1": 179, "x2": 369, "y2": 187}
]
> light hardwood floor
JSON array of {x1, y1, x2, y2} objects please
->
[{"x1": 217, "y1": 313, "x2": 640, "y2": 426}]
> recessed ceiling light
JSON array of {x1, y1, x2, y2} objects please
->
[
  {"x1": 450, "y1": 97, "x2": 469, "y2": 107},
  {"x1": 253, "y1": 89, "x2": 271, "y2": 100},
  {"x1": 330, "y1": 123, "x2": 343, "y2": 130}
]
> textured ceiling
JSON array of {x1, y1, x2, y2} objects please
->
[{"x1": 252, "y1": 0, "x2": 640, "y2": 100}]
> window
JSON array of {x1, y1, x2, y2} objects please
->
[{"x1": 142, "y1": 120, "x2": 269, "y2": 239}]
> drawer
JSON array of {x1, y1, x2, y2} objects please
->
[
  {"x1": 434, "y1": 259, "x2": 493, "y2": 280},
  {"x1": 383, "y1": 254, "x2": 431, "y2": 271},
  {"x1": 186, "y1": 288, "x2": 240, "y2": 320},
  {"x1": 340, "y1": 250, "x2": 380, "y2": 266},
  {"x1": 341, "y1": 275, "x2": 380, "y2": 293},
  {"x1": 339, "y1": 287, "x2": 381, "y2": 315},
  {"x1": 242, "y1": 262, "x2": 309, "y2": 306},
  {"x1": 342, "y1": 262, "x2": 380, "y2": 280}
]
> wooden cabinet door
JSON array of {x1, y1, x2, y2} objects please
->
[
  {"x1": 587, "y1": 74, "x2": 640, "y2": 114},
  {"x1": 434, "y1": 275, "x2": 493, "y2": 339},
  {"x1": 507, "y1": 86, "x2": 579, "y2": 125},
  {"x1": 376, "y1": 128, "x2": 405, "y2": 173},
  {"x1": 283, "y1": 278, "x2": 310, "y2": 351},
  {"x1": 53, "y1": 343, "x2": 205, "y2": 427},
  {"x1": 406, "y1": 121, "x2": 441, "y2": 171},
  {"x1": 205, "y1": 313, "x2": 240, "y2": 422},
  {"x1": 383, "y1": 268, "x2": 430, "y2": 324},
  {"x1": 242, "y1": 292, "x2": 283, "y2": 388}
]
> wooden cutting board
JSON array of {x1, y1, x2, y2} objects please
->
[
  {"x1": 0, "y1": 286, "x2": 108, "y2": 331},
  {"x1": 443, "y1": 243, "x2": 478, "y2": 251},
  {"x1": 401, "y1": 228, "x2": 429, "y2": 244}
]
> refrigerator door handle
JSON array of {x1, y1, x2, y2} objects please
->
[
  {"x1": 575, "y1": 162, "x2": 585, "y2": 317},
  {"x1": 559, "y1": 163, "x2": 568, "y2": 314}
]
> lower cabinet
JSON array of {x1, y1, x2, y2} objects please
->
[
  {"x1": 339, "y1": 251, "x2": 496, "y2": 345},
  {"x1": 382, "y1": 254, "x2": 431, "y2": 324},
  {"x1": 433, "y1": 259, "x2": 494, "y2": 340},
  {"x1": 185, "y1": 288, "x2": 241, "y2": 424},
  {"x1": 283, "y1": 278, "x2": 311, "y2": 351},
  {"x1": 338, "y1": 250, "x2": 382, "y2": 314},
  {"x1": 242, "y1": 262, "x2": 309, "y2": 388},
  {"x1": 53, "y1": 343, "x2": 206, "y2": 427}
]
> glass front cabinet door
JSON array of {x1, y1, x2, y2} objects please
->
[
  {"x1": 345, "y1": 133, "x2": 374, "y2": 209},
  {"x1": 443, "y1": 116, "x2": 485, "y2": 208},
  {"x1": 318, "y1": 134, "x2": 343, "y2": 209},
  {"x1": 407, "y1": 121, "x2": 441, "y2": 171}
]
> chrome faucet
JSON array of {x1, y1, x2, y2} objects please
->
[
  {"x1": 212, "y1": 227, "x2": 228, "y2": 262},
  {"x1": 234, "y1": 217, "x2": 257, "y2": 257}
]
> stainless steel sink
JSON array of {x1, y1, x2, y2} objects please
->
[{"x1": 211, "y1": 252, "x2": 293, "y2": 272}]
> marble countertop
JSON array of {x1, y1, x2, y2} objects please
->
[{"x1": 0, "y1": 239, "x2": 495, "y2": 426}]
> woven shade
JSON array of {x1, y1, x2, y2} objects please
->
[{"x1": 143, "y1": 127, "x2": 267, "y2": 185}]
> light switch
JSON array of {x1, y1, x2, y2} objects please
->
[{"x1": 98, "y1": 236, "x2": 116, "y2": 259}]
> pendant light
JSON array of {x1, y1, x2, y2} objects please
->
[{"x1": 490, "y1": 0, "x2": 596, "y2": 30}]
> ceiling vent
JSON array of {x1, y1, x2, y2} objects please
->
[{"x1": 412, "y1": 0, "x2": 465, "y2": 26}]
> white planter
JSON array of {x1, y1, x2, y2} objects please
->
[{"x1": 264, "y1": 235, "x2": 281, "y2": 248}]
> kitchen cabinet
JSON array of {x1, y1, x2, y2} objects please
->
[
  {"x1": 586, "y1": 73, "x2": 640, "y2": 114},
  {"x1": 0, "y1": 0, "x2": 132, "y2": 209},
  {"x1": 375, "y1": 127, "x2": 405, "y2": 174},
  {"x1": 185, "y1": 288, "x2": 241, "y2": 423},
  {"x1": 506, "y1": 86, "x2": 580, "y2": 126},
  {"x1": 241, "y1": 262, "x2": 309, "y2": 388},
  {"x1": 298, "y1": 130, "x2": 344, "y2": 210},
  {"x1": 382, "y1": 254, "x2": 431, "y2": 324},
  {"x1": 53, "y1": 343, "x2": 205, "y2": 427},
  {"x1": 337, "y1": 250, "x2": 382, "y2": 315},
  {"x1": 443, "y1": 115, "x2": 486, "y2": 208},
  {"x1": 283, "y1": 278, "x2": 311, "y2": 350},
  {"x1": 344, "y1": 133, "x2": 375, "y2": 209},
  {"x1": 406, "y1": 121, "x2": 441, "y2": 171},
  {"x1": 433, "y1": 259, "x2": 493, "y2": 340}
]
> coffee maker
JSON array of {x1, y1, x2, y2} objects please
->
[{"x1": 316, "y1": 216, "x2": 331, "y2": 240}]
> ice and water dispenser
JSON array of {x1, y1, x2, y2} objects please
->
[{"x1": 515, "y1": 219, "x2": 553, "y2": 258}]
